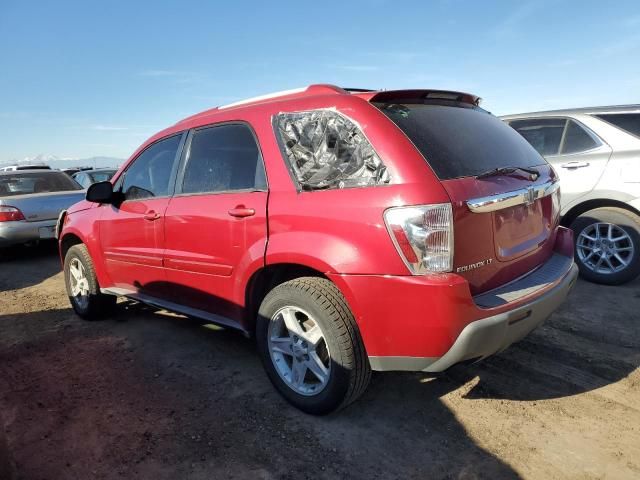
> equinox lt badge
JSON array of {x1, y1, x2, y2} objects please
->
[{"x1": 456, "y1": 258, "x2": 494, "y2": 273}]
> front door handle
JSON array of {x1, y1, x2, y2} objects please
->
[
  {"x1": 143, "y1": 210, "x2": 160, "y2": 221},
  {"x1": 228, "y1": 206, "x2": 255, "y2": 218},
  {"x1": 560, "y1": 161, "x2": 590, "y2": 169}
]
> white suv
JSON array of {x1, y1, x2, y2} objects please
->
[{"x1": 502, "y1": 106, "x2": 640, "y2": 285}]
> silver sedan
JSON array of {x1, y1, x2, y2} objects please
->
[{"x1": 0, "y1": 170, "x2": 85, "y2": 247}]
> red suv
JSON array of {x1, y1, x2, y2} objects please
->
[{"x1": 58, "y1": 85, "x2": 578, "y2": 414}]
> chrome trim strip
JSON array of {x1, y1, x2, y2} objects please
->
[{"x1": 466, "y1": 180, "x2": 559, "y2": 213}]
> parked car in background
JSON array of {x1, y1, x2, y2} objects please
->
[
  {"x1": 0, "y1": 170, "x2": 84, "y2": 247},
  {"x1": 62, "y1": 166, "x2": 93, "y2": 177},
  {"x1": 72, "y1": 168, "x2": 117, "y2": 189},
  {"x1": 0, "y1": 164, "x2": 51, "y2": 171},
  {"x1": 59, "y1": 85, "x2": 577, "y2": 414},
  {"x1": 502, "y1": 106, "x2": 640, "y2": 285}
]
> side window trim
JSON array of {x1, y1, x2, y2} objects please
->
[
  {"x1": 114, "y1": 131, "x2": 187, "y2": 202},
  {"x1": 556, "y1": 118, "x2": 570, "y2": 155},
  {"x1": 173, "y1": 121, "x2": 268, "y2": 197}
]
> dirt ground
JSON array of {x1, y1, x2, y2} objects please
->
[{"x1": 0, "y1": 242, "x2": 639, "y2": 480}]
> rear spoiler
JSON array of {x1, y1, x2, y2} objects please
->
[{"x1": 367, "y1": 89, "x2": 482, "y2": 107}]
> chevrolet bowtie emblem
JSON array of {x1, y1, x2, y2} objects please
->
[{"x1": 524, "y1": 186, "x2": 536, "y2": 206}]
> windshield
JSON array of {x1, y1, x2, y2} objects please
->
[
  {"x1": 377, "y1": 103, "x2": 546, "y2": 180},
  {"x1": 0, "y1": 172, "x2": 82, "y2": 197}
]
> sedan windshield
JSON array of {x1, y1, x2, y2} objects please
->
[{"x1": 0, "y1": 172, "x2": 83, "y2": 197}]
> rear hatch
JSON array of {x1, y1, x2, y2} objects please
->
[
  {"x1": 375, "y1": 95, "x2": 560, "y2": 295},
  {"x1": 0, "y1": 171, "x2": 85, "y2": 221}
]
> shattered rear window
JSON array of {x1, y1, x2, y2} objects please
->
[{"x1": 274, "y1": 110, "x2": 390, "y2": 190}]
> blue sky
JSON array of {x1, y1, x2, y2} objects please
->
[{"x1": 1, "y1": 0, "x2": 639, "y2": 162}]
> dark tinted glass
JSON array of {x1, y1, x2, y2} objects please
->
[
  {"x1": 182, "y1": 124, "x2": 265, "y2": 194},
  {"x1": 561, "y1": 120, "x2": 598, "y2": 154},
  {"x1": 509, "y1": 118, "x2": 566, "y2": 156},
  {"x1": 122, "y1": 135, "x2": 180, "y2": 200},
  {"x1": 378, "y1": 104, "x2": 545, "y2": 180},
  {"x1": 595, "y1": 113, "x2": 640, "y2": 138},
  {"x1": 0, "y1": 171, "x2": 82, "y2": 197}
]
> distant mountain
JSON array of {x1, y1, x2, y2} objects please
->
[{"x1": 0, "y1": 155, "x2": 125, "y2": 170}]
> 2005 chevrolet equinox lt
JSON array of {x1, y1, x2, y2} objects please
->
[{"x1": 58, "y1": 85, "x2": 578, "y2": 414}]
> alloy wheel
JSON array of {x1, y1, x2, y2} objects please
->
[
  {"x1": 576, "y1": 222, "x2": 635, "y2": 275},
  {"x1": 68, "y1": 258, "x2": 90, "y2": 309},
  {"x1": 267, "y1": 306, "x2": 331, "y2": 396}
]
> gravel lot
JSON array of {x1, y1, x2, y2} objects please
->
[{"x1": 1, "y1": 242, "x2": 639, "y2": 479}]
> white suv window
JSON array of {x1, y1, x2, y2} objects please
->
[
  {"x1": 510, "y1": 118, "x2": 600, "y2": 156},
  {"x1": 595, "y1": 113, "x2": 640, "y2": 139},
  {"x1": 509, "y1": 118, "x2": 565, "y2": 156},
  {"x1": 561, "y1": 120, "x2": 599, "y2": 154}
]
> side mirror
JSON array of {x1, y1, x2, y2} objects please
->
[{"x1": 86, "y1": 181, "x2": 114, "y2": 204}]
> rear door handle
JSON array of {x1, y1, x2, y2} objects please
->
[
  {"x1": 560, "y1": 161, "x2": 590, "y2": 169},
  {"x1": 228, "y1": 206, "x2": 255, "y2": 218},
  {"x1": 143, "y1": 210, "x2": 160, "y2": 221}
]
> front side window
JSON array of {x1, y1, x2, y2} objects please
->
[
  {"x1": 274, "y1": 110, "x2": 390, "y2": 190},
  {"x1": 181, "y1": 124, "x2": 266, "y2": 195},
  {"x1": 561, "y1": 120, "x2": 599, "y2": 154},
  {"x1": 509, "y1": 118, "x2": 566, "y2": 157},
  {"x1": 121, "y1": 135, "x2": 181, "y2": 201}
]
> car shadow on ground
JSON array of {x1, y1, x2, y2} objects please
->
[
  {"x1": 0, "y1": 241, "x2": 61, "y2": 292},
  {"x1": 0, "y1": 303, "x2": 520, "y2": 479},
  {"x1": 2, "y1": 272, "x2": 638, "y2": 479}
]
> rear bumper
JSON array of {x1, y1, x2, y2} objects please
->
[
  {"x1": 327, "y1": 226, "x2": 578, "y2": 371},
  {"x1": 0, "y1": 219, "x2": 57, "y2": 247},
  {"x1": 368, "y1": 262, "x2": 578, "y2": 372}
]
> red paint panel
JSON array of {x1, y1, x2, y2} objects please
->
[
  {"x1": 163, "y1": 191, "x2": 267, "y2": 320},
  {"x1": 164, "y1": 257, "x2": 233, "y2": 276}
]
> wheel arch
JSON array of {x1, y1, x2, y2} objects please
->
[
  {"x1": 60, "y1": 232, "x2": 84, "y2": 261},
  {"x1": 243, "y1": 263, "x2": 332, "y2": 335},
  {"x1": 561, "y1": 198, "x2": 640, "y2": 228}
]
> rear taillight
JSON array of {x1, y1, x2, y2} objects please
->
[
  {"x1": 384, "y1": 203, "x2": 454, "y2": 274},
  {"x1": 0, "y1": 206, "x2": 25, "y2": 222}
]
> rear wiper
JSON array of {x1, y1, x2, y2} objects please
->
[{"x1": 476, "y1": 166, "x2": 539, "y2": 180}]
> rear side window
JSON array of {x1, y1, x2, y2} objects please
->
[
  {"x1": 274, "y1": 110, "x2": 390, "y2": 190},
  {"x1": 508, "y1": 118, "x2": 565, "y2": 157},
  {"x1": 379, "y1": 104, "x2": 544, "y2": 180},
  {"x1": 181, "y1": 124, "x2": 266, "y2": 195},
  {"x1": 121, "y1": 135, "x2": 181, "y2": 201},
  {"x1": 561, "y1": 120, "x2": 598, "y2": 154},
  {"x1": 595, "y1": 113, "x2": 640, "y2": 138},
  {"x1": 0, "y1": 172, "x2": 82, "y2": 197}
]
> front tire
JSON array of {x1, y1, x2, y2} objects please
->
[
  {"x1": 64, "y1": 244, "x2": 116, "y2": 319},
  {"x1": 570, "y1": 207, "x2": 640, "y2": 285},
  {"x1": 256, "y1": 277, "x2": 371, "y2": 415}
]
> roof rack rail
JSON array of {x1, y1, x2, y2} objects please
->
[
  {"x1": 343, "y1": 87, "x2": 375, "y2": 92},
  {"x1": 217, "y1": 84, "x2": 348, "y2": 110}
]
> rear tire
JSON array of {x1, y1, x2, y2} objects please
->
[
  {"x1": 570, "y1": 207, "x2": 640, "y2": 285},
  {"x1": 64, "y1": 244, "x2": 116, "y2": 319},
  {"x1": 256, "y1": 277, "x2": 371, "y2": 415}
]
